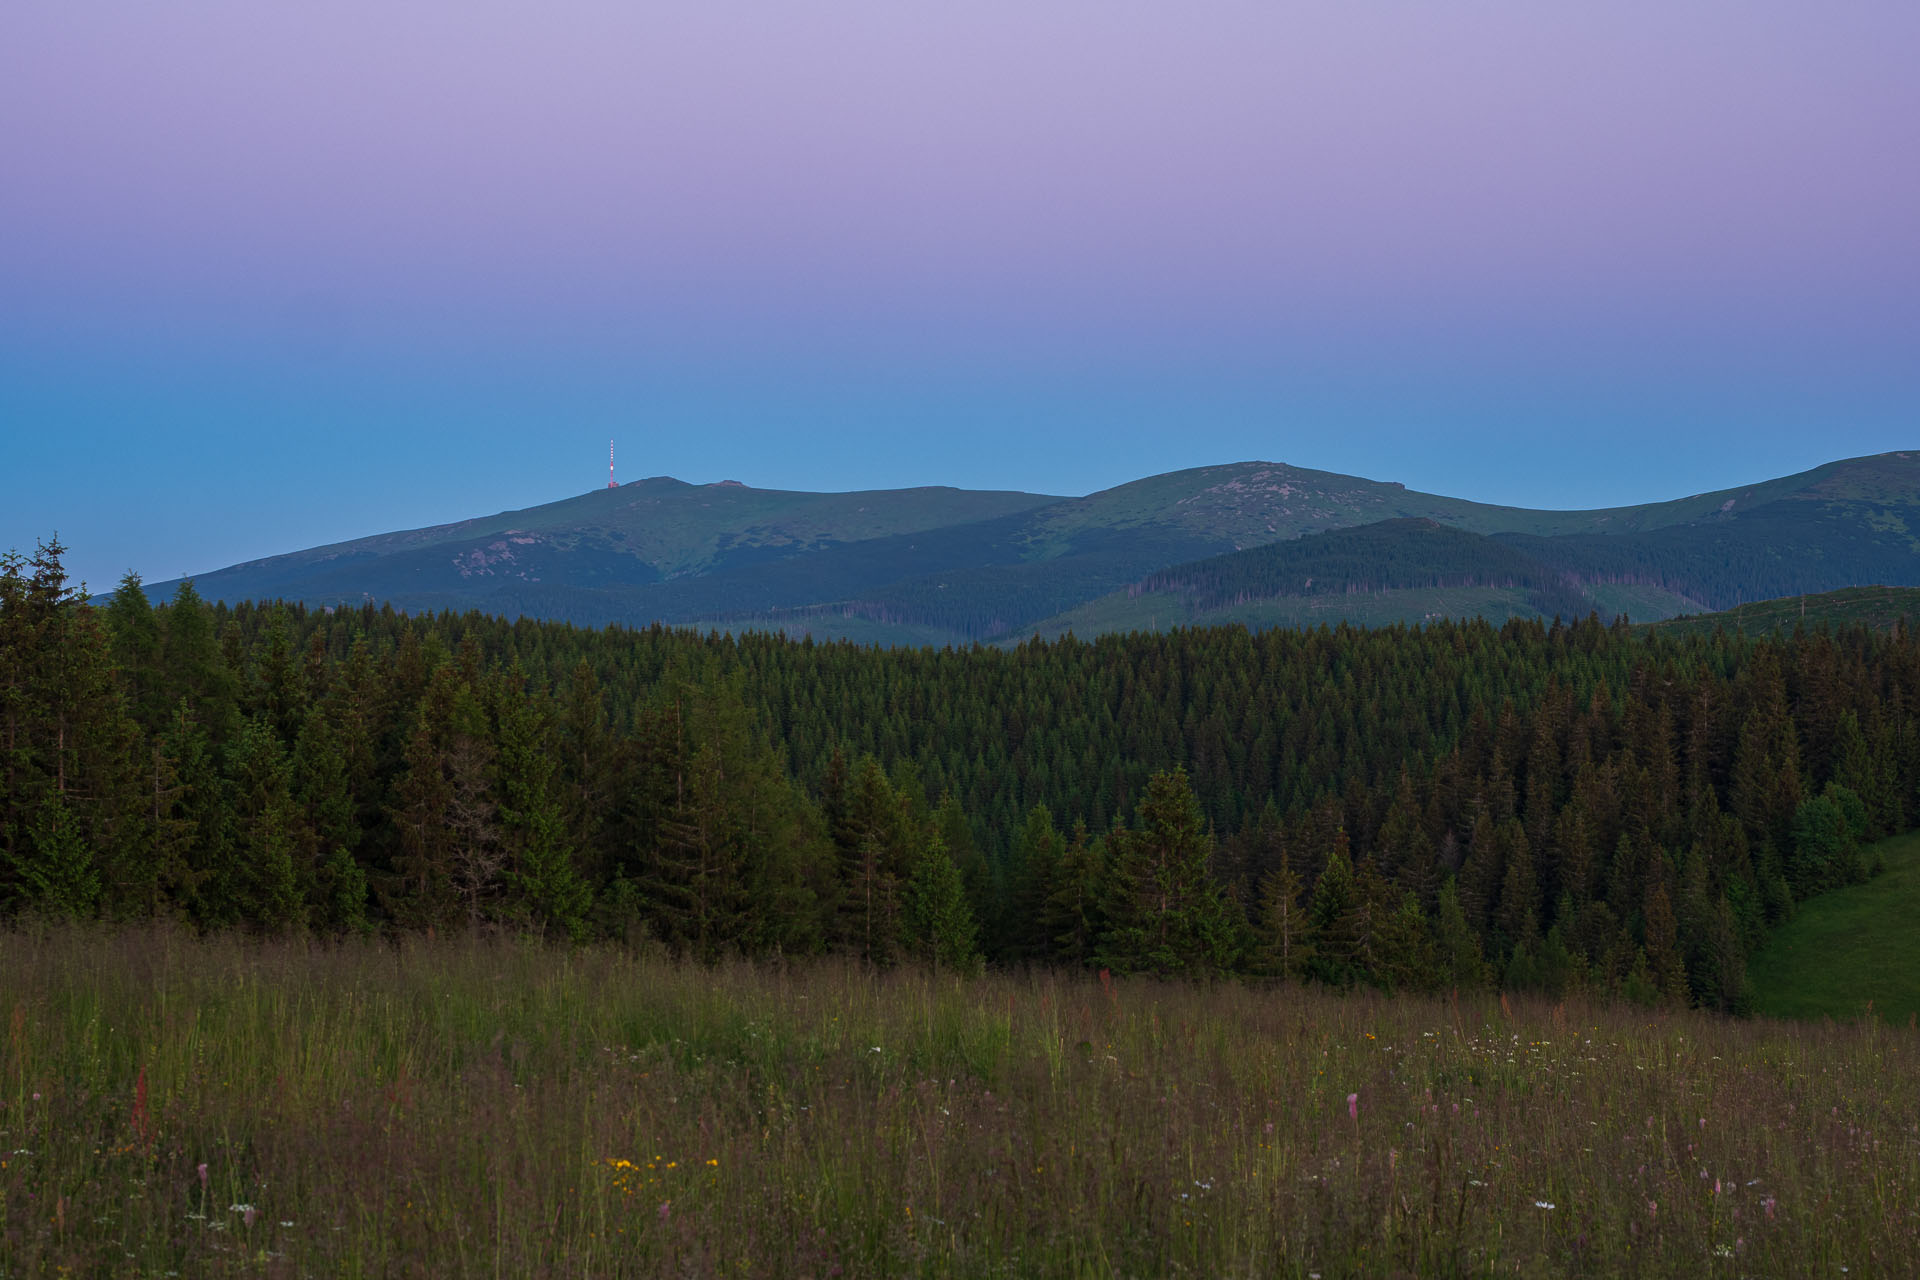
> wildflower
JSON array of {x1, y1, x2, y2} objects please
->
[
  {"x1": 658, "y1": 1200, "x2": 671, "y2": 1221},
  {"x1": 1347, "y1": 1093, "x2": 1359, "y2": 1121},
  {"x1": 198, "y1": 1163, "x2": 209, "y2": 1188},
  {"x1": 1534, "y1": 1201, "x2": 1555, "y2": 1210}
]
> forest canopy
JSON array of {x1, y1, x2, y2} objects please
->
[{"x1": 5, "y1": 537, "x2": 1915, "y2": 1010}]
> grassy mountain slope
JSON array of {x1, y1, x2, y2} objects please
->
[
  {"x1": 1643, "y1": 586, "x2": 1920, "y2": 637},
  {"x1": 1016, "y1": 519, "x2": 1714, "y2": 639},
  {"x1": 1441, "y1": 450, "x2": 1920, "y2": 537},
  {"x1": 146, "y1": 451, "x2": 1920, "y2": 644},
  {"x1": 147, "y1": 479, "x2": 1064, "y2": 610},
  {"x1": 1014, "y1": 454, "x2": 1920, "y2": 640},
  {"x1": 1015, "y1": 462, "x2": 1487, "y2": 553}
]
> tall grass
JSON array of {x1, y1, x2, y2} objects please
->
[{"x1": 2, "y1": 926, "x2": 1915, "y2": 1276}]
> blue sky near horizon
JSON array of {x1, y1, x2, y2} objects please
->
[{"x1": 4, "y1": 2, "x2": 1917, "y2": 593}]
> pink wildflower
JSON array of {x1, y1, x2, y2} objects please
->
[
  {"x1": 1347, "y1": 1093, "x2": 1359, "y2": 1121},
  {"x1": 198, "y1": 1163, "x2": 209, "y2": 1188},
  {"x1": 658, "y1": 1200, "x2": 671, "y2": 1221}
]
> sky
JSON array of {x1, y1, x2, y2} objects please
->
[{"x1": 4, "y1": 1, "x2": 1917, "y2": 592}]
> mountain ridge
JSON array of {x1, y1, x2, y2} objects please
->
[{"x1": 144, "y1": 450, "x2": 1920, "y2": 643}]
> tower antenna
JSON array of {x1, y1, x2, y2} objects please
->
[{"x1": 608, "y1": 439, "x2": 617, "y2": 489}]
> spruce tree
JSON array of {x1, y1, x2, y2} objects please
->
[
  {"x1": 831, "y1": 757, "x2": 909, "y2": 966},
  {"x1": 493, "y1": 677, "x2": 591, "y2": 941},
  {"x1": 1007, "y1": 803, "x2": 1065, "y2": 964},
  {"x1": 1096, "y1": 768, "x2": 1240, "y2": 977},
  {"x1": 105, "y1": 571, "x2": 165, "y2": 731},
  {"x1": 1433, "y1": 877, "x2": 1488, "y2": 990},
  {"x1": 8, "y1": 793, "x2": 100, "y2": 919},
  {"x1": 904, "y1": 827, "x2": 981, "y2": 973},
  {"x1": 226, "y1": 716, "x2": 308, "y2": 931},
  {"x1": 316, "y1": 845, "x2": 371, "y2": 933},
  {"x1": 1044, "y1": 823, "x2": 1104, "y2": 968},
  {"x1": 1305, "y1": 839, "x2": 1360, "y2": 986},
  {"x1": 1251, "y1": 853, "x2": 1314, "y2": 979},
  {"x1": 385, "y1": 686, "x2": 460, "y2": 929}
]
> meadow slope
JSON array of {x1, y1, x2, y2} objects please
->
[{"x1": 1749, "y1": 830, "x2": 1920, "y2": 1023}]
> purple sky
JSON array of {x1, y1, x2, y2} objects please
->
[{"x1": 4, "y1": 2, "x2": 1917, "y2": 592}]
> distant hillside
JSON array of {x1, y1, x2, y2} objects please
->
[
  {"x1": 1019, "y1": 519, "x2": 1698, "y2": 639},
  {"x1": 145, "y1": 479, "x2": 1065, "y2": 621},
  {"x1": 1016, "y1": 456, "x2": 1920, "y2": 640},
  {"x1": 1136, "y1": 518, "x2": 1595, "y2": 618},
  {"x1": 1643, "y1": 586, "x2": 1920, "y2": 638},
  {"x1": 145, "y1": 451, "x2": 1920, "y2": 645}
]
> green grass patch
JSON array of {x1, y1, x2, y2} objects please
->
[{"x1": 1749, "y1": 829, "x2": 1920, "y2": 1024}]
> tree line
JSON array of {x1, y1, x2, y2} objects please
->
[{"x1": 6, "y1": 536, "x2": 1915, "y2": 1008}]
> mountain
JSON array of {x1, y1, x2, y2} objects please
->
[
  {"x1": 148, "y1": 451, "x2": 1920, "y2": 643},
  {"x1": 149, "y1": 478, "x2": 1065, "y2": 624}
]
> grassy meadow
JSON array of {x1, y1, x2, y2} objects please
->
[
  {"x1": 1749, "y1": 829, "x2": 1920, "y2": 1025},
  {"x1": 3, "y1": 928, "x2": 1917, "y2": 1277}
]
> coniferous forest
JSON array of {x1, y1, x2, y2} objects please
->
[{"x1": 6, "y1": 536, "x2": 1913, "y2": 1011}]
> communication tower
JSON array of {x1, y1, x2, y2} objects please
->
[{"x1": 608, "y1": 440, "x2": 618, "y2": 489}]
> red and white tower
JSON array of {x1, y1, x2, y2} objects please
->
[{"x1": 607, "y1": 439, "x2": 617, "y2": 489}]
